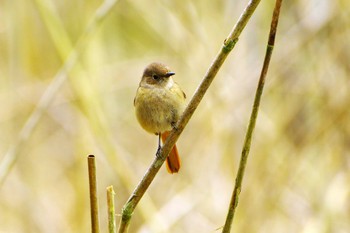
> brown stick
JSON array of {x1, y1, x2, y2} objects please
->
[{"x1": 88, "y1": 155, "x2": 100, "y2": 233}]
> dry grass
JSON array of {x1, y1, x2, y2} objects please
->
[{"x1": 1, "y1": 0, "x2": 350, "y2": 232}]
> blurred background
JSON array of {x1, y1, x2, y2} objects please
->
[{"x1": 1, "y1": 0, "x2": 349, "y2": 232}]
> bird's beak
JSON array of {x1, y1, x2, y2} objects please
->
[{"x1": 165, "y1": 72, "x2": 175, "y2": 77}]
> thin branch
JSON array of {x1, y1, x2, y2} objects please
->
[
  {"x1": 222, "y1": 0, "x2": 283, "y2": 232},
  {"x1": 0, "y1": 0, "x2": 119, "y2": 187},
  {"x1": 117, "y1": 0, "x2": 262, "y2": 232},
  {"x1": 88, "y1": 155, "x2": 100, "y2": 233},
  {"x1": 107, "y1": 186, "x2": 117, "y2": 233}
]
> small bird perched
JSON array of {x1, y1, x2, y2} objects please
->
[{"x1": 134, "y1": 62, "x2": 186, "y2": 173}]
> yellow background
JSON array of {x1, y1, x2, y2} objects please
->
[{"x1": 0, "y1": 0, "x2": 349, "y2": 232}]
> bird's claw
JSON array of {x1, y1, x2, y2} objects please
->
[
  {"x1": 156, "y1": 145, "x2": 162, "y2": 158},
  {"x1": 171, "y1": 122, "x2": 178, "y2": 131}
]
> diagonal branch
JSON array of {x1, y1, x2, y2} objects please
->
[
  {"x1": 222, "y1": 0, "x2": 283, "y2": 232},
  {"x1": 118, "y1": 0, "x2": 262, "y2": 232}
]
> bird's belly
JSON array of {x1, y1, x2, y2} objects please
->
[{"x1": 135, "y1": 88, "x2": 182, "y2": 134}]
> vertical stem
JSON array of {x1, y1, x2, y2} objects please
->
[
  {"x1": 88, "y1": 155, "x2": 100, "y2": 233},
  {"x1": 222, "y1": 0, "x2": 283, "y2": 232},
  {"x1": 107, "y1": 186, "x2": 117, "y2": 233}
]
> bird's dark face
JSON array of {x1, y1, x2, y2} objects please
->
[{"x1": 141, "y1": 62, "x2": 175, "y2": 87}]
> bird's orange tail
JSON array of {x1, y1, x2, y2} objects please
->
[{"x1": 161, "y1": 131, "x2": 181, "y2": 174}]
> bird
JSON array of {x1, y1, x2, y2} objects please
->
[{"x1": 134, "y1": 62, "x2": 186, "y2": 173}]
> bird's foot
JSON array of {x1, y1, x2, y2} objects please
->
[
  {"x1": 156, "y1": 145, "x2": 162, "y2": 158},
  {"x1": 171, "y1": 122, "x2": 178, "y2": 131}
]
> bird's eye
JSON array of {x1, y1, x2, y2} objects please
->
[{"x1": 152, "y1": 74, "x2": 159, "y2": 80}]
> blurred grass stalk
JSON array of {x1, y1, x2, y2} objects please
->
[
  {"x1": 0, "y1": 0, "x2": 119, "y2": 186},
  {"x1": 222, "y1": 0, "x2": 283, "y2": 232},
  {"x1": 117, "y1": 0, "x2": 263, "y2": 232}
]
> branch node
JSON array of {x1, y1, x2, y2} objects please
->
[
  {"x1": 121, "y1": 203, "x2": 133, "y2": 222},
  {"x1": 223, "y1": 38, "x2": 238, "y2": 53}
]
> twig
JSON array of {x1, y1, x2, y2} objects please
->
[
  {"x1": 107, "y1": 186, "x2": 117, "y2": 233},
  {"x1": 117, "y1": 0, "x2": 262, "y2": 232},
  {"x1": 0, "y1": 0, "x2": 119, "y2": 187},
  {"x1": 222, "y1": 0, "x2": 283, "y2": 232},
  {"x1": 88, "y1": 155, "x2": 100, "y2": 233}
]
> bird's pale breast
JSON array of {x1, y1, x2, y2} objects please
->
[{"x1": 134, "y1": 84, "x2": 185, "y2": 134}]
